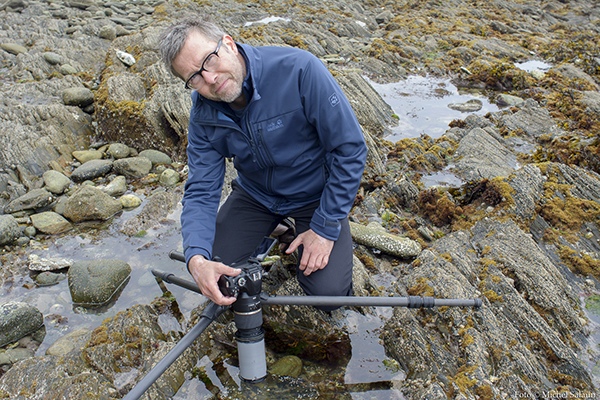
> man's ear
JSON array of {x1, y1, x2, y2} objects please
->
[{"x1": 222, "y1": 35, "x2": 238, "y2": 54}]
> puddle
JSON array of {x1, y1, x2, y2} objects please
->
[
  {"x1": 244, "y1": 16, "x2": 291, "y2": 27},
  {"x1": 515, "y1": 60, "x2": 552, "y2": 73},
  {"x1": 421, "y1": 168, "x2": 464, "y2": 189},
  {"x1": 367, "y1": 75, "x2": 499, "y2": 141}
]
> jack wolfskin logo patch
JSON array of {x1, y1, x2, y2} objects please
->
[
  {"x1": 329, "y1": 93, "x2": 340, "y2": 107},
  {"x1": 266, "y1": 119, "x2": 284, "y2": 132}
]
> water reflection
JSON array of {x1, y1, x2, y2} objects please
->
[
  {"x1": 367, "y1": 75, "x2": 499, "y2": 141},
  {"x1": 514, "y1": 60, "x2": 552, "y2": 73}
]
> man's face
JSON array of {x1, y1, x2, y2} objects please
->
[{"x1": 172, "y1": 31, "x2": 246, "y2": 105}]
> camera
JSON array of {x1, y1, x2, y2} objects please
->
[{"x1": 217, "y1": 257, "x2": 263, "y2": 298}]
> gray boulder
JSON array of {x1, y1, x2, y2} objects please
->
[
  {"x1": 3, "y1": 188, "x2": 54, "y2": 214},
  {"x1": 30, "y1": 211, "x2": 72, "y2": 234},
  {"x1": 62, "y1": 185, "x2": 122, "y2": 222},
  {"x1": 42, "y1": 170, "x2": 71, "y2": 195},
  {"x1": 70, "y1": 159, "x2": 113, "y2": 182},
  {"x1": 0, "y1": 302, "x2": 44, "y2": 347},
  {"x1": 68, "y1": 259, "x2": 131, "y2": 307},
  {"x1": 100, "y1": 175, "x2": 127, "y2": 196},
  {"x1": 0, "y1": 215, "x2": 20, "y2": 245},
  {"x1": 112, "y1": 156, "x2": 152, "y2": 179},
  {"x1": 106, "y1": 143, "x2": 131, "y2": 159},
  {"x1": 62, "y1": 87, "x2": 94, "y2": 108},
  {"x1": 138, "y1": 149, "x2": 172, "y2": 165}
]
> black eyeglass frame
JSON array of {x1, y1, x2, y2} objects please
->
[{"x1": 184, "y1": 37, "x2": 223, "y2": 90}]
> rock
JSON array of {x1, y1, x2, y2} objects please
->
[
  {"x1": 62, "y1": 87, "x2": 95, "y2": 107},
  {"x1": 101, "y1": 175, "x2": 127, "y2": 196},
  {"x1": 28, "y1": 254, "x2": 72, "y2": 272},
  {"x1": 349, "y1": 221, "x2": 422, "y2": 258},
  {"x1": 72, "y1": 149, "x2": 104, "y2": 163},
  {"x1": 452, "y1": 127, "x2": 517, "y2": 181},
  {"x1": 505, "y1": 164, "x2": 546, "y2": 220},
  {"x1": 46, "y1": 328, "x2": 91, "y2": 357},
  {"x1": 0, "y1": 302, "x2": 44, "y2": 347},
  {"x1": 3, "y1": 188, "x2": 54, "y2": 214},
  {"x1": 120, "y1": 190, "x2": 179, "y2": 236},
  {"x1": 159, "y1": 168, "x2": 179, "y2": 186},
  {"x1": 0, "y1": 42, "x2": 27, "y2": 55},
  {"x1": 99, "y1": 25, "x2": 117, "y2": 40},
  {"x1": 112, "y1": 156, "x2": 152, "y2": 179},
  {"x1": 448, "y1": 98, "x2": 483, "y2": 112},
  {"x1": 382, "y1": 217, "x2": 592, "y2": 397},
  {"x1": 262, "y1": 278, "x2": 351, "y2": 364},
  {"x1": 81, "y1": 301, "x2": 196, "y2": 395},
  {"x1": 0, "y1": 348, "x2": 35, "y2": 366},
  {"x1": 270, "y1": 355, "x2": 303, "y2": 378},
  {"x1": 106, "y1": 73, "x2": 146, "y2": 103},
  {"x1": 59, "y1": 64, "x2": 78, "y2": 75},
  {"x1": 492, "y1": 98, "x2": 564, "y2": 139},
  {"x1": 68, "y1": 259, "x2": 131, "y2": 307},
  {"x1": 580, "y1": 90, "x2": 600, "y2": 114},
  {"x1": 138, "y1": 149, "x2": 172, "y2": 165},
  {"x1": 0, "y1": 215, "x2": 20, "y2": 245},
  {"x1": 120, "y1": 194, "x2": 142, "y2": 208},
  {"x1": 42, "y1": 52, "x2": 63, "y2": 65},
  {"x1": 42, "y1": 170, "x2": 71, "y2": 195},
  {"x1": 70, "y1": 159, "x2": 113, "y2": 182},
  {"x1": 496, "y1": 93, "x2": 525, "y2": 107},
  {"x1": 552, "y1": 63, "x2": 599, "y2": 91},
  {"x1": 30, "y1": 211, "x2": 72, "y2": 234},
  {"x1": 62, "y1": 185, "x2": 122, "y2": 222},
  {"x1": 106, "y1": 143, "x2": 131, "y2": 159},
  {"x1": 0, "y1": 356, "x2": 118, "y2": 398},
  {"x1": 34, "y1": 271, "x2": 67, "y2": 286}
]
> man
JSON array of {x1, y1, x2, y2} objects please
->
[{"x1": 159, "y1": 17, "x2": 367, "y2": 310}]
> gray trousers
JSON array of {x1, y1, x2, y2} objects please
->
[{"x1": 212, "y1": 182, "x2": 353, "y2": 310}]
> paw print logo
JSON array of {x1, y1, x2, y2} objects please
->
[{"x1": 329, "y1": 93, "x2": 340, "y2": 107}]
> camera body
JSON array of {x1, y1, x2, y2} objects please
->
[{"x1": 218, "y1": 257, "x2": 263, "y2": 299}]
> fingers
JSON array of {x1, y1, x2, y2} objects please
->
[
  {"x1": 189, "y1": 256, "x2": 241, "y2": 306},
  {"x1": 289, "y1": 230, "x2": 333, "y2": 276},
  {"x1": 299, "y1": 251, "x2": 329, "y2": 276}
]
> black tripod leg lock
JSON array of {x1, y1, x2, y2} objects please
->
[{"x1": 408, "y1": 296, "x2": 435, "y2": 308}]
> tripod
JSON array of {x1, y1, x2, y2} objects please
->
[{"x1": 124, "y1": 239, "x2": 482, "y2": 399}]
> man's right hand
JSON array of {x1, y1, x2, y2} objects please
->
[{"x1": 188, "y1": 255, "x2": 241, "y2": 306}]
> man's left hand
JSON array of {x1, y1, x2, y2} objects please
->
[{"x1": 285, "y1": 229, "x2": 334, "y2": 276}]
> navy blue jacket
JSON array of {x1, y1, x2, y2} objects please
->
[{"x1": 182, "y1": 43, "x2": 367, "y2": 264}]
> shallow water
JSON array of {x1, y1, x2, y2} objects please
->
[
  {"x1": 514, "y1": 60, "x2": 552, "y2": 73},
  {"x1": 367, "y1": 75, "x2": 499, "y2": 141}
]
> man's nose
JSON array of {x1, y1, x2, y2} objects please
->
[{"x1": 201, "y1": 70, "x2": 218, "y2": 84}]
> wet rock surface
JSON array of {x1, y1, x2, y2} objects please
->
[{"x1": 0, "y1": 0, "x2": 599, "y2": 399}]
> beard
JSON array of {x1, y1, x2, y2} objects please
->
[{"x1": 203, "y1": 50, "x2": 246, "y2": 105}]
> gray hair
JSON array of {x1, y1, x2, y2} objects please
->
[{"x1": 158, "y1": 17, "x2": 226, "y2": 76}]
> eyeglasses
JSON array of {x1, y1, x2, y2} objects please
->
[{"x1": 184, "y1": 38, "x2": 223, "y2": 90}]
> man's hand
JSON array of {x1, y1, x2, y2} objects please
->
[
  {"x1": 285, "y1": 229, "x2": 334, "y2": 276},
  {"x1": 188, "y1": 255, "x2": 241, "y2": 305}
]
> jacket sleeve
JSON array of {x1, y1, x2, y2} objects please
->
[
  {"x1": 299, "y1": 56, "x2": 367, "y2": 241},
  {"x1": 181, "y1": 99, "x2": 226, "y2": 265}
]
